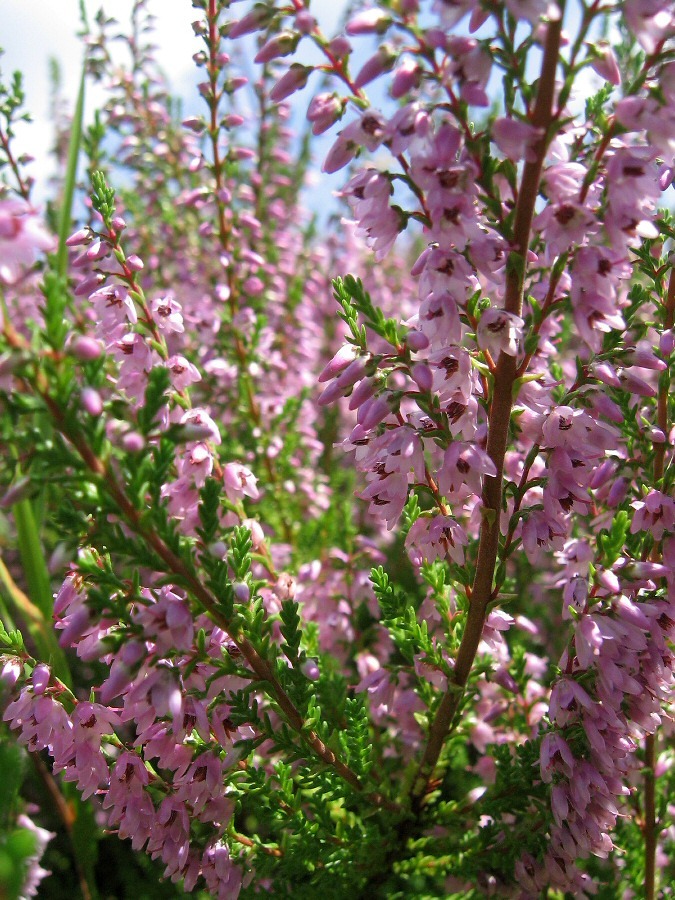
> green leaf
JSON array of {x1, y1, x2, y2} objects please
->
[{"x1": 56, "y1": 55, "x2": 86, "y2": 278}]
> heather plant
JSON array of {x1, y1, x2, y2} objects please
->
[{"x1": 1, "y1": 0, "x2": 675, "y2": 897}]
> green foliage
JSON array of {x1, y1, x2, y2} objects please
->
[
  {"x1": 90, "y1": 170, "x2": 116, "y2": 227},
  {"x1": 137, "y1": 366, "x2": 171, "y2": 435},
  {"x1": 334, "y1": 274, "x2": 405, "y2": 349},
  {"x1": 597, "y1": 510, "x2": 630, "y2": 567},
  {"x1": 0, "y1": 826, "x2": 37, "y2": 900},
  {"x1": 279, "y1": 598, "x2": 301, "y2": 660},
  {"x1": 197, "y1": 478, "x2": 222, "y2": 544}
]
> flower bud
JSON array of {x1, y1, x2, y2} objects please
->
[
  {"x1": 126, "y1": 254, "x2": 144, "y2": 271},
  {"x1": 233, "y1": 582, "x2": 250, "y2": 603},
  {"x1": 307, "y1": 92, "x2": 342, "y2": 135},
  {"x1": 276, "y1": 573, "x2": 296, "y2": 601},
  {"x1": 660, "y1": 330, "x2": 675, "y2": 357},
  {"x1": 354, "y1": 45, "x2": 397, "y2": 90},
  {"x1": 346, "y1": 9, "x2": 392, "y2": 35},
  {"x1": 32, "y1": 663, "x2": 51, "y2": 695},
  {"x1": 122, "y1": 431, "x2": 145, "y2": 453},
  {"x1": 68, "y1": 335, "x2": 103, "y2": 361},
  {"x1": 270, "y1": 65, "x2": 313, "y2": 103},
  {"x1": 301, "y1": 658, "x2": 320, "y2": 680},
  {"x1": 228, "y1": 8, "x2": 272, "y2": 39},
  {"x1": 607, "y1": 477, "x2": 629, "y2": 507},
  {"x1": 406, "y1": 329, "x2": 430, "y2": 351},
  {"x1": 348, "y1": 377, "x2": 376, "y2": 410},
  {"x1": 81, "y1": 387, "x2": 103, "y2": 417},
  {"x1": 0, "y1": 477, "x2": 32, "y2": 508},
  {"x1": 588, "y1": 42, "x2": 621, "y2": 85},
  {"x1": 243, "y1": 518, "x2": 265, "y2": 550},
  {"x1": 625, "y1": 343, "x2": 667, "y2": 370},
  {"x1": 328, "y1": 36, "x2": 351, "y2": 58},
  {"x1": 66, "y1": 227, "x2": 91, "y2": 247},
  {"x1": 1, "y1": 659, "x2": 21, "y2": 690},
  {"x1": 411, "y1": 363, "x2": 433, "y2": 392},
  {"x1": 358, "y1": 396, "x2": 390, "y2": 429},
  {"x1": 318, "y1": 344, "x2": 358, "y2": 383},
  {"x1": 391, "y1": 59, "x2": 422, "y2": 98},
  {"x1": 295, "y1": 10, "x2": 316, "y2": 33},
  {"x1": 254, "y1": 31, "x2": 299, "y2": 65}
]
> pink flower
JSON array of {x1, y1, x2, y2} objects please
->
[
  {"x1": 15, "y1": 813, "x2": 54, "y2": 899},
  {"x1": 307, "y1": 92, "x2": 343, "y2": 135},
  {"x1": 270, "y1": 64, "x2": 312, "y2": 103},
  {"x1": 521, "y1": 509, "x2": 566, "y2": 563},
  {"x1": 223, "y1": 462, "x2": 259, "y2": 501},
  {"x1": 0, "y1": 200, "x2": 54, "y2": 284},
  {"x1": 630, "y1": 491, "x2": 675, "y2": 539},
  {"x1": 90, "y1": 284, "x2": 138, "y2": 332},
  {"x1": 476, "y1": 308, "x2": 524, "y2": 357},
  {"x1": 340, "y1": 168, "x2": 403, "y2": 259},
  {"x1": 540, "y1": 733, "x2": 576, "y2": 783},
  {"x1": 437, "y1": 441, "x2": 497, "y2": 502},
  {"x1": 167, "y1": 355, "x2": 201, "y2": 390},
  {"x1": 406, "y1": 514, "x2": 468, "y2": 565},
  {"x1": 493, "y1": 117, "x2": 543, "y2": 161},
  {"x1": 180, "y1": 408, "x2": 221, "y2": 444},
  {"x1": 151, "y1": 296, "x2": 184, "y2": 333},
  {"x1": 534, "y1": 200, "x2": 597, "y2": 257},
  {"x1": 341, "y1": 111, "x2": 388, "y2": 151},
  {"x1": 345, "y1": 9, "x2": 392, "y2": 34}
]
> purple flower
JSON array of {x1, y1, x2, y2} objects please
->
[
  {"x1": 0, "y1": 200, "x2": 54, "y2": 284},
  {"x1": 630, "y1": 491, "x2": 675, "y2": 539},
  {"x1": 493, "y1": 117, "x2": 543, "y2": 161},
  {"x1": 476, "y1": 308, "x2": 524, "y2": 358}
]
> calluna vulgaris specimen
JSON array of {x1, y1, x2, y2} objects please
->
[{"x1": 1, "y1": 0, "x2": 675, "y2": 897}]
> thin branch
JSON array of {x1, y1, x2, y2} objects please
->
[
  {"x1": 2, "y1": 318, "x2": 397, "y2": 814},
  {"x1": 31, "y1": 753, "x2": 94, "y2": 900},
  {"x1": 644, "y1": 267, "x2": 675, "y2": 900}
]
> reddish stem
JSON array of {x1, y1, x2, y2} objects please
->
[{"x1": 409, "y1": 9, "x2": 565, "y2": 812}]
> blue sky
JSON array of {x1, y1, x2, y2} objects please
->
[{"x1": 2, "y1": 0, "x2": 352, "y2": 200}]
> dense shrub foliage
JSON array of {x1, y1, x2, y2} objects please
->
[{"x1": 2, "y1": 0, "x2": 675, "y2": 896}]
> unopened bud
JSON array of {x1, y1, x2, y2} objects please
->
[
  {"x1": 233, "y1": 582, "x2": 250, "y2": 603},
  {"x1": 81, "y1": 387, "x2": 103, "y2": 417},
  {"x1": 68, "y1": 335, "x2": 103, "y2": 361},
  {"x1": 121, "y1": 431, "x2": 144, "y2": 453},
  {"x1": 346, "y1": 9, "x2": 392, "y2": 35},
  {"x1": 254, "y1": 31, "x2": 299, "y2": 65},
  {"x1": 270, "y1": 64, "x2": 313, "y2": 103},
  {"x1": 301, "y1": 658, "x2": 320, "y2": 680}
]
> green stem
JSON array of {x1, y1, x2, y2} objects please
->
[
  {"x1": 644, "y1": 268, "x2": 675, "y2": 899},
  {"x1": 9, "y1": 503, "x2": 70, "y2": 684},
  {"x1": 56, "y1": 56, "x2": 87, "y2": 278}
]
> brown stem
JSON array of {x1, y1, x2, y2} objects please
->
[
  {"x1": 644, "y1": 734, "x2": 656, "y2": 900},
  {"x1": 644, "y1": 268, "x2": 675, "y2": 899},
  {"x1": 31, "y1": 753, "x2": 94, "y2": 900},
  {"x1": 53, "y1": 404, "x2": 372, "y2": 798},
  {"x1": 232, "y1": 831, "x2": 283, "y2": 857},
  {"x1": 0, "y1": 127, "x2": 32, "y2": 201},
  {"x1": 11, "y1": 361, "x2": 397, "y2": 813},
  {"x1": 409, "y1": 9, "x2": 565, "y2": 813},
  {"x1": 1, "y1": 313, "x2": 393, "y2": 811}
]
